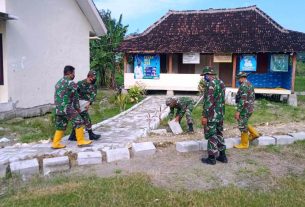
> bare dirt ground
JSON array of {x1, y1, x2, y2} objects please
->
[
  {"x1": 66, "y1": 121, "x2": 305, "y2": 191},
  {"x1": 137, "y1": 121, "x2": 305, "y2": 144},
  {"x1": 70, "y1": 140, "x2": 305, "y2": 191}
]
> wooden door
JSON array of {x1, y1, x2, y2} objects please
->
[
  {"x1": 219, "y1": 63, "x2": 233, "y2": 87},
  {"x1": 178, "y1": 54, "x2": 195, "y2": 74}
]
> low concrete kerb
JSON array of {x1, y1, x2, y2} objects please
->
[
  {"x1": 175, "y1": 132, "x2": 305, "y2": 153},
  {"x1": 1, "y1": 131, "x2": 304, "y2": 179}
]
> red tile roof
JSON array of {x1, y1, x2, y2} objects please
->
[{"x1": 117, "y1": 6, "x2": 305, "y2": 53}]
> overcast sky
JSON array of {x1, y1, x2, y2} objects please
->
[{"x1": 93, "y1": 0, "x2": 305, "y2": 34}]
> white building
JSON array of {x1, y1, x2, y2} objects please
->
[{"x1": 0, "y1": 0, "x2": 106, "y2": 119}]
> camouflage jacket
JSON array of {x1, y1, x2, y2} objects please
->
[
  {"x1": 54, "y1": 76, "x2": 80, "y2": 115},
  {"x1": 169, "y1": 97, "x2": 194, "y2": 119},
  {"x1": 77, "y1": 79, "x2": 97, "y2": 103},
  {"x1": 202, "y1": 77, "x2": 225, "y2": 122},
  {"x1": 236, "y1": 80, "x2": 255, "y2": 115}
]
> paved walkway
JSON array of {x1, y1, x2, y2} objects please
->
[{"x1": 0, "y1": 96, "x2": 169, "y2": 165}]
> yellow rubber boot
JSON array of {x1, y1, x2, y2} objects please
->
[
  {"x1": 234, "y1": 132, "x2": 249, "y2": 149},
  {"x1": 75, "y1": 127, "x2": 92, "y2": 147},
  {"x1": 51, "y1": 130, "x2": 66, "y2": 149},
  {"x1": 248, "y1": 125, "x2": 260, "y2": 141}
]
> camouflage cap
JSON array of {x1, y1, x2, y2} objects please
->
[
  {"x1": 88, "y1": 70, "x2": 97, "y2": 77},
  {"x1": 236, "y1": 72, "x2": 248, "y2": 79},
  {"x1": 165, "y1": 97, "x2": 177, "y2": 106},
  {"x1": 200, "y1": 66, "x2": 216, "y2": 76}
]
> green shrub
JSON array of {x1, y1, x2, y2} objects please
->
[
  {"x1": 128, "y1": 83, "x2": 146, "y2": 103},
  {"x1": 115, "y1": 93, "x2": 129, "y2": 112}
]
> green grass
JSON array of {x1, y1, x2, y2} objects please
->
[
  {"x1": 295, "y1": 76, "x2": 305, "y2": 92},
  {"x1": 0, "y1": 90, "x2": 139, "y2": 143},
  {"x1": 1, "y1": 173, "x2": 305, "y2": 207}
]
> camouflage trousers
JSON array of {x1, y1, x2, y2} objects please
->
[
  {"x1": 238, "y1": 113, "x2": 252, "y2": 132},
  {"x1": 180, "y1": 107, "x2": 194, "y2": 124},
  {"x1": 204, "y1": 121, "x2": 226, "y2": 156},
  {"x1": 79, "y1": 111, "x2": 92, "y2": 130},
  {"x1": 55, "y1": 108, "x2": 90, "y2": 130}
]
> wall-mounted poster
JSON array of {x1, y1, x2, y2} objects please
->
[
  {"x1": 134, "y1": 54, "x2": 160, "y2": 79},
  {"x1": 183, "y1": 53, "x2": 200, "y2": 64},
  {"x1": 270, "y1": 54, "x2": 289, "y2": 72},
  {"x1": 240, "y1": 55, "x2": 257, "y2": 72}
]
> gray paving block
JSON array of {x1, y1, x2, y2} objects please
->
[
  {"x1": 176, "y1": 141, "x2": 199, "y2": 152},
  {"x1": 0, "y1": 158, "x2": 9, "y2": 178},
  {"x1": 106, "y1": 148, "x2": 130, "y2": 163},
  {"x1": 225, "y1": 138, "x2": 240, "y2": 149},
  {"x1": 10, "y1": 159, "x2": 39, "y2": 179},
  {"x1": 257, "y1": 136, "x2": 276, "y2": 146},
  {"x1": 273, "y1": 135, "x2": 295, "y2": 145},
  {"x1": 77, "y1": 151, "x2": 102, "y2": 165},
  {"x1": 197, "y1": 140, "x2": 208, "y2": 151},
  {"x1": 150, "y1": 129, "x2": 167, "y2": 135},
  {"x1": 288, "y1": 132, "x2": 305, "y2": 141},
  {"x1": 43, "y1": 156, "x2": 70, "y2": 176},
  {"x1": 132, "y1": 142, "x2": 156, "y2": 157}
]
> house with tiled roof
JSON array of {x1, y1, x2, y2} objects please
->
[
  {"x1": 118, "y1": 6, "x2": 305, "y2": 96},
  {"x1": 0, "y1": 0, "x2": 106, "y2": 119}
]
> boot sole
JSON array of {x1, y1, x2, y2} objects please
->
[
  {"x1": 216, "y1": 158, "x2": 228, "y2": 163},
  {"x1": 201, "y1": 158, "x2": 216, "y2": 165},
  {"x1": 77, "y1": 143, "x2": 92, "y2": 147},
  {"x1": 51, "y1": 146, "x2": 66, "y2": 149}
]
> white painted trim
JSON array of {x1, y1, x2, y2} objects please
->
[{"x1": 226, "y1": 87, "x2": 291, "y2": 95}]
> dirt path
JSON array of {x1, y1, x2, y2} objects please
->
[
  {"x1": 70, "y1": 142, "x2": 305, "y2": 191},
  {"x1": 137, "y1": 121, "x2": 305, "y2": 144}
]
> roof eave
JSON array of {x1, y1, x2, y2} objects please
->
[
  {"x1": 75, "y1": 0, "x2": 107, "y2": 36},
  {"x1": 0, "y1": 12, "x2": 18, "y2": 21}
]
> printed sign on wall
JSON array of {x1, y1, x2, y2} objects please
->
[
  {"x1": 134, "y1": 54, "x2": 160, "y2": 79},
  {"x1": 183, "y1": 53, "x2": 200, "y2": 64},
  {"x1": 270, "y1": 54, "x2": 289, "y2": 72},
  {"x1": 240, "y1": 55, "x2": 257, "y2": 72}
]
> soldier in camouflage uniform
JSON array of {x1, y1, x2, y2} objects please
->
[
  {"x1": 51, "y1": 65, "x2": 92, "y2": 149},
  {"x1": 201, "y1": 66, "x2": 227, "y2": 165},
  {"x1": 166, "y1": 97, "x2": 195, "y2": 132},
  {"x1": 68, "y1": 70, "x2": 101, "y2": 141},
  {"x1": 234, "y1": 72, "x2": 260, "y2": 149}
]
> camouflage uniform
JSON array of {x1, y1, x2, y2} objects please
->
[
  {"x1": 77, "y1": 79, "x2": 97, "y2": 130},
  {"x1": 54, "y1": 76, "x2": 84, "y2": 130},
  {"x1": 168, "y1": 97, "x2": 194, "y2": 124},
  {"x1": 203, "y1": 76, "x2": 226, "y2": 156},
  {"x1": 236, "y1": 80, "x2": 255, "y2": 132}
]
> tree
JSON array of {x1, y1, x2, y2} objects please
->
[{"x1": 90, "y1": 10, "x2": 128, "y2": 88}]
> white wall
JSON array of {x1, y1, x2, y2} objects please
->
[
  {"x1": 0, "y1": 21, "x2": 8, "y2": 103},
  {"x1": 0, "y1": 0, "x2": 5, "y2": 12},
  {"x1": 5, "y1": 0, "x2": 93, "y2": 108},
  {"x1": 125, "y1": 73, "x2": 202, "y2": 91}
]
